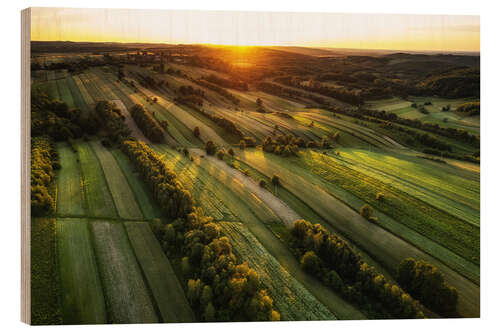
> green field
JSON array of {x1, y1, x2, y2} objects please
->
[
  {"x1": 124, "y1": 222, "x2": 195, "y2": 322},
  {"x1": 55, "y1": 142, "x2": 86, "y2": 216},
  {"x1": 90, "y1": 141, "x2": 143, "y2": 220},
  {"x1": 219, "y1": 222, "x2": 336, "y2": 321},
  {"x1": 31, "y1": 218, "x2": 62, "y2": 325},
  {"x1": 56, "y1": 218, "x2": 107, "y2": 324},
  {"x1": 111, "y1": 149, "x2": 163, "y2": 219},
  {"x1": 232, "y1": 148, "x2": 479, "y2": 317},
  {"x1": 30, "y1": 47, "x2": 480, "y2": 321},
  {"x1": 76, "y1": 142, "x2": 118, "y2": 218},
  {"x1": 90, "y1": 221, "x2": 158, "y2": 323}
]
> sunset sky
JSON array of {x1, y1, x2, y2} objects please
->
[{"x1": 30, "y1": 8, "x2": 480, "y2": 52}]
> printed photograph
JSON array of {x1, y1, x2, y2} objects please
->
[{"x1": 28, "y1": 7, "x2": 480, "y2": 324}]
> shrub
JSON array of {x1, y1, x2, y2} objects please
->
[
  {"x1": 360, "y1": 204, "x2": 373, "y2": 220},
  {"x1": 300, "y1": 251, "x2": 321, "y2": 275},
  {"x1": 376, "y1": 192, "x2": 384, "y2": 201},
  {"x1": 259, "y1": 180, "x2": 267, "y2": 188},
  {"x1": 193, "y1": 126, "x2": 200, "y2": 138},
  {"x1": 397, "y1": 258, "x2": 458, "y2": 317},
  {"x1": 205, "y1": 141, "x2": 217, "y2": 156},
  {"x1": 216, "y1": 149, "x2": 225, "y2": 160}
]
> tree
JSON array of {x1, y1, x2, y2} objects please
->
[
  {"x1": 376, "y1": 192, "x2": 384, "y2": 201},
  {"x1": 203, "y1": 302, "x2": 216, "y2": 322},
  {"x1": 271, "y1": 175, "x2": 280, "y2": 194},
  {"x1": 259, "y1": 180, "x2": 267, "y2": 188},
  {"x1": 239, "y1": 140, "x2": 246, "y2": 150},
  {"x1": 193, "y1": 126, "x2": 200, "y2": 138},
  {"x1": 228, "y1": 147, "x2": 235, "y2": 159},
  {"x1": 256, "y1": 98, "x2": 263, "y2": 107},
  {"x1": 300, "y1": 251, "x2": 321, "y2": 275},
  {"x1": 181, "y1": 256, "x2": 192, "y2": 277},
  {"x1": 216, "y1": 149, "x2": 225, "y2": 160},
  {"x1": 360, "y1": 204, "x2": 373, "y2": 220},
  {"x1": 200, "y1": 285, "x2": 213, "y2": 307},
  {"x1": 205, "y1": 141, "x2": 217, "y2": 155}
]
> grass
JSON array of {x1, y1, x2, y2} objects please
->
[
  {"x1": 76, "y1": 141, "x2": 117, "y2": 218},
  {"x1": 299, "y1": 150, "x2": 479, "y2": 266},
  {"x1": 232, "y1": 149, "x2": 479, "y2": 317},
  {"x1": 55, "y1": 142, "x2": 86, "y2": 216},
  {"x1": 30, "y1": 218, "x2": 63, "y2": 325},
  {"x1": 94, "y1": 68, "x2": 199, "y2": 147},
  {"x1": 90, "y1": 141, "x2": 143, "y2": 220},
  {"x1": 66, "y1": 76, "x2": 91, "y2": 115},
  {"x1": 72, "y1": 75, "x2": 95, "y2": 107},
  {"x1": 90, "y1": 221, "x2": 158, "y2": 323},
  {"x1": 152, "y1": 145, "x2": 365, "y2": 319},
  {"x1": 55, "y1": 79, "x2": 76, "y2": 109},
  {"x1": 124, "y1": 222, "x2": 195, "y2": 323},
  {"x1": 219, "y1": 222, "x2": 336, "y2": 321},
  {"x1": 111, "y1": 149, "x2": 163, "y2": 220},
  {"x1": 335, "y1": 148, "x2": 479, "y2": 226},
  {"x1": 56, "y1": 218, "x2": 107, "y2": 324}
]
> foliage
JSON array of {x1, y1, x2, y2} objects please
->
[
  {"x1": 121, "y1": 140, "x2": 279, "y2": 321},
  {"x1": 290, "y1": 219, "x2": 425, "y2": 319},
  {"x1": 398, "y1": 258, "x2": 458, "y2": 317},
  {"x1": 130, "y1": 104, "x2": 165, "y2": 143},
  {"x1": 31, "y1": 88, "x2": 85, "y2": 141},
  {"x1": 31, "y1": 136, "x2": 57, "y2": 216},
  {"x1": 456, "y1": 102, "x2": 480, "y2": 116},
  {"x1": 95, "y1": 101, "x2": 131, "y2": 143},
  {"x1": 205, "y1": 141, "x2": 217, "y2": 156}
]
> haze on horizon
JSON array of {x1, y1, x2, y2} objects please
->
[{"x1": 30, "y1": 7, "x2": 480, "y2": 52}]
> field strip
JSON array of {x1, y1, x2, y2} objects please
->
[
  {"x1": 90, "y1": 221, "x2": 158, "y2": 323},
  {"x1": 111, "y1": 99, "x2": 151, "y2": 143},
  {"x1": 55, "y1": 142, "x2": 86, "y2": 216},
  {"x1": 111, "y1": 149, "x2": 163, "y2": 220},
  {"x1": 153, "y1": 146, "x2": 365, "y2": 319},
  {"x1": 234, "y1": 149, "x2": 480, "y2": 317},
  {"x1": 72, "y1": 75, "x2": 95, "y2": 107},
  {"x1": 95, "y1": 69, "x2": 193, "y2": 147},
  {"x1": 90, "y1": 141, "x2": 143, "y2": 220},
  {"x1": 131, "y1": 80, "x2": 227, "y2": 146},
  {"x1": 124, "y1": 222, "x2": 195, "y2": 322},
  {"x1": 304, "y1": 113, "x2": 396, "y2": 148},
  {"x1": 332, "y1": 151, "x2": 479, "y2": 225},
  {"x1": 76, "y1": 141, "x2": 118, "y2": 218},
  {"x1": 56, "y1": 79, "x2": 76, "y2": 109},
  {"x1": 56, "y1": 218, "x2": 107, "y2": 324},
  {"x1": 191, "y1": 148, "x2": 300, "y2": 227},
  {"x1": 78, "y1": 73, "x2": 106, "y2": 102},
  {"x1": 152, "y1": 145, "x2": 238, "y2": 221},
  {"x1": 31, "y1": 218, "x2": 62, "y2": 325},
  {"x1": 219, "y1": 222, "x2": 336, "y2": 321},
  {"x1": 66, "y1": 76, "x2": 91, "y2": 114},
  {"x1": 87, "y1": 70, "x2": 120, "y2": 100},
  {"x1": 253, "y1": 150, "x2": 479, "y2": 276}
]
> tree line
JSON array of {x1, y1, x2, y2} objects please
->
[
  {"x1": 130, "y1": 104, "x2": 165, "y2": 143},
  {"x1": 95, "y1": 101, "x2": 131, "y2": 143},
  {"x1": 397, "y1": 258, "x2": 458, "y2": 317},
  {"x1": 275, "y1": 76, "x2": 364, "y2": 106},
  {"x1": 31, "y1": 136, "x2": 58, "y2": 216},
  {"x1": 290, "y1": 219, "x2": 426, "y2": 319},
  {"x1": 194, "y1": 79, "x2": 240, "y2": 106},
  {"x1": 121, "y1": 140, "x2": 279, "y2": 321},
  {"x1": 262, "y1": 134, "x2": 331, "y2": 157}
]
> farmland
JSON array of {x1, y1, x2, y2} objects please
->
[{"x1": 30, "y1": 42, "x2": 480, "y2": 323}]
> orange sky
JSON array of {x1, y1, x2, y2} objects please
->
[{"x1": 30, "y1": 8, "x2": 480, "y2": 52}]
